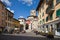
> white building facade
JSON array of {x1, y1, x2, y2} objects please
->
[{"x1": 18, "y1": 18, "x2": 26, "y2": 32}]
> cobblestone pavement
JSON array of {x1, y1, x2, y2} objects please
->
[
  {"x1": 0, "y1": 32, "x2": 60, "y2": 40},
  {"x1": 2, "y1": 32, "x2": 45, "y2": 37},
  {"x1": 0, "y1": 34, "x2": 60, "y2": 40}
]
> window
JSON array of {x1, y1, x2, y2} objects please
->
[
  {"x1": 43, "y1": 26, "x2": 44, "y2": 28},
  {"x1": 2, "y1": 12, "x2": 5, "y2": 16},
  {"x1": 2, "y1": 20, "x2": 4, "y2": 25},
  {"x1": 40, "y1": 15, "x2": 41, "y2": 19},
  {"x1": 22, "y1": 20, "x2": 23, "y2": 22},
  {"x1": 50, "y1": 14, "x2": 53, "y2": 20},
  {"x1": 46, "y1": 16, "x2": 48, "y2": 22},
  {"x1": 0, "y1": 4, "x2": 2, "y2": 9},
  {"x1": 46, "y1": 25, "x2": 48, "y2": 28},
  {"x1": 40, "y1": 20, "x2": 43, "y2": 24},
  {"x1": 26, "y1": 24, "x2": 29, "y2": 30},
  {"x1": 40, "y1": 21, "x2": 41, "y2": 24},
  {"x1": 56, "y1": 9, "x2": 60, "y2": 17},
  {"x1": 41, "y1": 4, "x2": 44, "y2": 9},
  {"x1": 51, "y1": 24, "x2": 53, "y2": 30},
  {"x1": 42, "y1": 13, "x2": 44, "y2": 17},
  {"x1": 43, "y1": 19, "x2": 45, "y2": 23},
  {"x1": 56, "y1": 23, "x2": 60, "y2": 32},
  {"x1": 41, "y1": 20, "x2": 43, "y2": 24},
  {"x1": 0, "y1": 5, "x2": 1, "y2": 9}
]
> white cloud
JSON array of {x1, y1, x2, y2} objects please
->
[
  {"x1": 19, "y1": 16, "x2": 24, "y2": 18},
  {"x1": 7, "y1": 8, "x2": 10, "y2": 10},
  {"x1": 7, "y1": 8, "x2": 14, "y2": 13},
  {"x1": 1, "y1": 0, "x2": 11, "y2": 6},
  {"x1": 18, "y1": 0, "x2": 33, "y2": 6},
  {"x1": 11, "y1": 10, "x2": 14, "y2": 13}
]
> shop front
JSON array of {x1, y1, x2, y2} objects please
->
[{"x1": 0, "y1": 26, "x2": 4, "y2": 33}]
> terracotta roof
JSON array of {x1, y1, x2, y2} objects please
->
[
  {"x1": 27, "y1": 15, "x2": 38, "y2": 18},
  {"x1": 13, "y1": 18, "x2": 20, "y2": 22},
  {"x1": 5, "y1": 8, "x2": 14, "y2": 15},
  {"x1": 18, "y1": 18, "x2": 26, "y2": 21}
]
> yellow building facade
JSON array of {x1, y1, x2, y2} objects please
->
[
  {"x1": 36, "y1": 0, "x2": 60, "y2": 36},
  {"x1": 0, "y1": 1, "x2": 7, "y2": 32},
  {"x1": 0, "y1": 1, "x2": 20, "y2": 33}
]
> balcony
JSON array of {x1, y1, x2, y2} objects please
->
[
  {"x1": 8, "y1": 14, "x2": 13, "y2": 18},
  {"x1": 46, "y1": 4, "x2": 54, "y2": 14},
  {"x1": 46, "y1": 0, "x2": 53, "y2": 5}
]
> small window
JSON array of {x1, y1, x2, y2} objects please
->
[
  {"x1": 46, "y1": 16, "x2": 48, "y2": 22},
  {"x1": 43, "y1": 19, "x2": 45, "y2": 23},
  {"x1": 2, "y1": 20, "x2": 4, "y2": 25},
  {"x1": 40, "y1": 21, "x2": 41, "y2": 24},
  {"x1": 46, "y1": 25, "x2": 48, "y2": 28},
  {"x1": 22, "y1": 20, "x2": 23, "y2": 22},
  {"x1": 40, "y1": 15, "x2": 41, "y2": 19},
  {"x1": 2, "y1": 12, "x2": 5, "y2": 16},
  {"x1": 42, "y1": 13, "x2": 44, "y2": 17},
  {"x1": 43, "y1": 26, "x2": 44, "y2": 28},
  {"x1": 50, "y1": 14, "x2": 53, "y2": 20},
  {"x1": 41, "y1": 4, "x2": 44, "y2": 9}
]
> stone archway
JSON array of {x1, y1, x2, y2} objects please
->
[{"x1": 25, "y1": 24, "x2": 29, "y2": 30}]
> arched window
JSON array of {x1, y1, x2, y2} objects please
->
[{"x1": 56, "y1": 9, "x2": 60, "y2": 17}]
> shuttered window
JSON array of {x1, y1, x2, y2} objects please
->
[
  {"x1": 56, "y1": 9, "x2": 60, "y2": 17},
  {"x1": 46, "y1": 16, "x2": 48, "y2": 22},
  {"x1": 50, "y1": 14, "x2": 53, "y2": 20}
]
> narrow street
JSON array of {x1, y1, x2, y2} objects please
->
[
  {"x1": 2, "y1": 32, "x2": 45, "y2": 37},
  {"x1": 0, "y1": 0, "x2": 60, "y2": 40}
]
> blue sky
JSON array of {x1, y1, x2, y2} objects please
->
[{"x1": 1, "y1": 0, "x2": 40, "y2": 19}]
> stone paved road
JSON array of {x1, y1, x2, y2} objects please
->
[
  {"x1": 0, "y1": 34, "x2": 60, "y2": 40},
  {"x1": 2, "y1": 32, "x2": 46, "y2": 38},
  {"x1": 0, "y1": 32, "x2": 60, "y2": 40}
]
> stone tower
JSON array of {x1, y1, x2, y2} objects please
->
[{"x1": 30, "y1": 10, "x2": 36, "y2": 16}]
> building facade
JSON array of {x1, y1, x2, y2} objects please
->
[
  {"x1": 36, "y1": 0, "x2": 60, "y2": 36},
  {"x1": 0, "y1": 1, "x2": 20, "y2": 33},
  {"x1": 5, "y1": 8, "x2": 14, "y2": 32},
  {"x1": 26, "y1": 10, "x2": 39, "y2": 32},
  {"x1": 18, "y1": 18, "x2": 26, "y2": 32},
  {"x1": 13, "y1": 18, "x2": 20, "y2": 33},
  {"x1": 0, "y1": 1, "x2": 6, "y2": 32}
]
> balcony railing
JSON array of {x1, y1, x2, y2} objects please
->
[
  {"x1": 46, "y1": 0, "x2": 53, "y2": 4},
  {"x1": 8, "y1": 14, "x2": 13, "y2": 18},
  {"x1": 46, "y1": 4, "x2": 54, "y2": 14}
]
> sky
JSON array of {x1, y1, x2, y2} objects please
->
[{"x1": 1, "y1": 0, "x2": 40, "y2": 19}]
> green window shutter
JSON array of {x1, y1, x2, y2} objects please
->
[
  {"x1": 56, "y1": 9, "x2": 60, "y2": 17},
  {"x1": 50, "y1": 14, "x2": 53, "y2": 20},
  {"x1": 46, "y1": 17, "x2": 48, "y2": 22}
]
